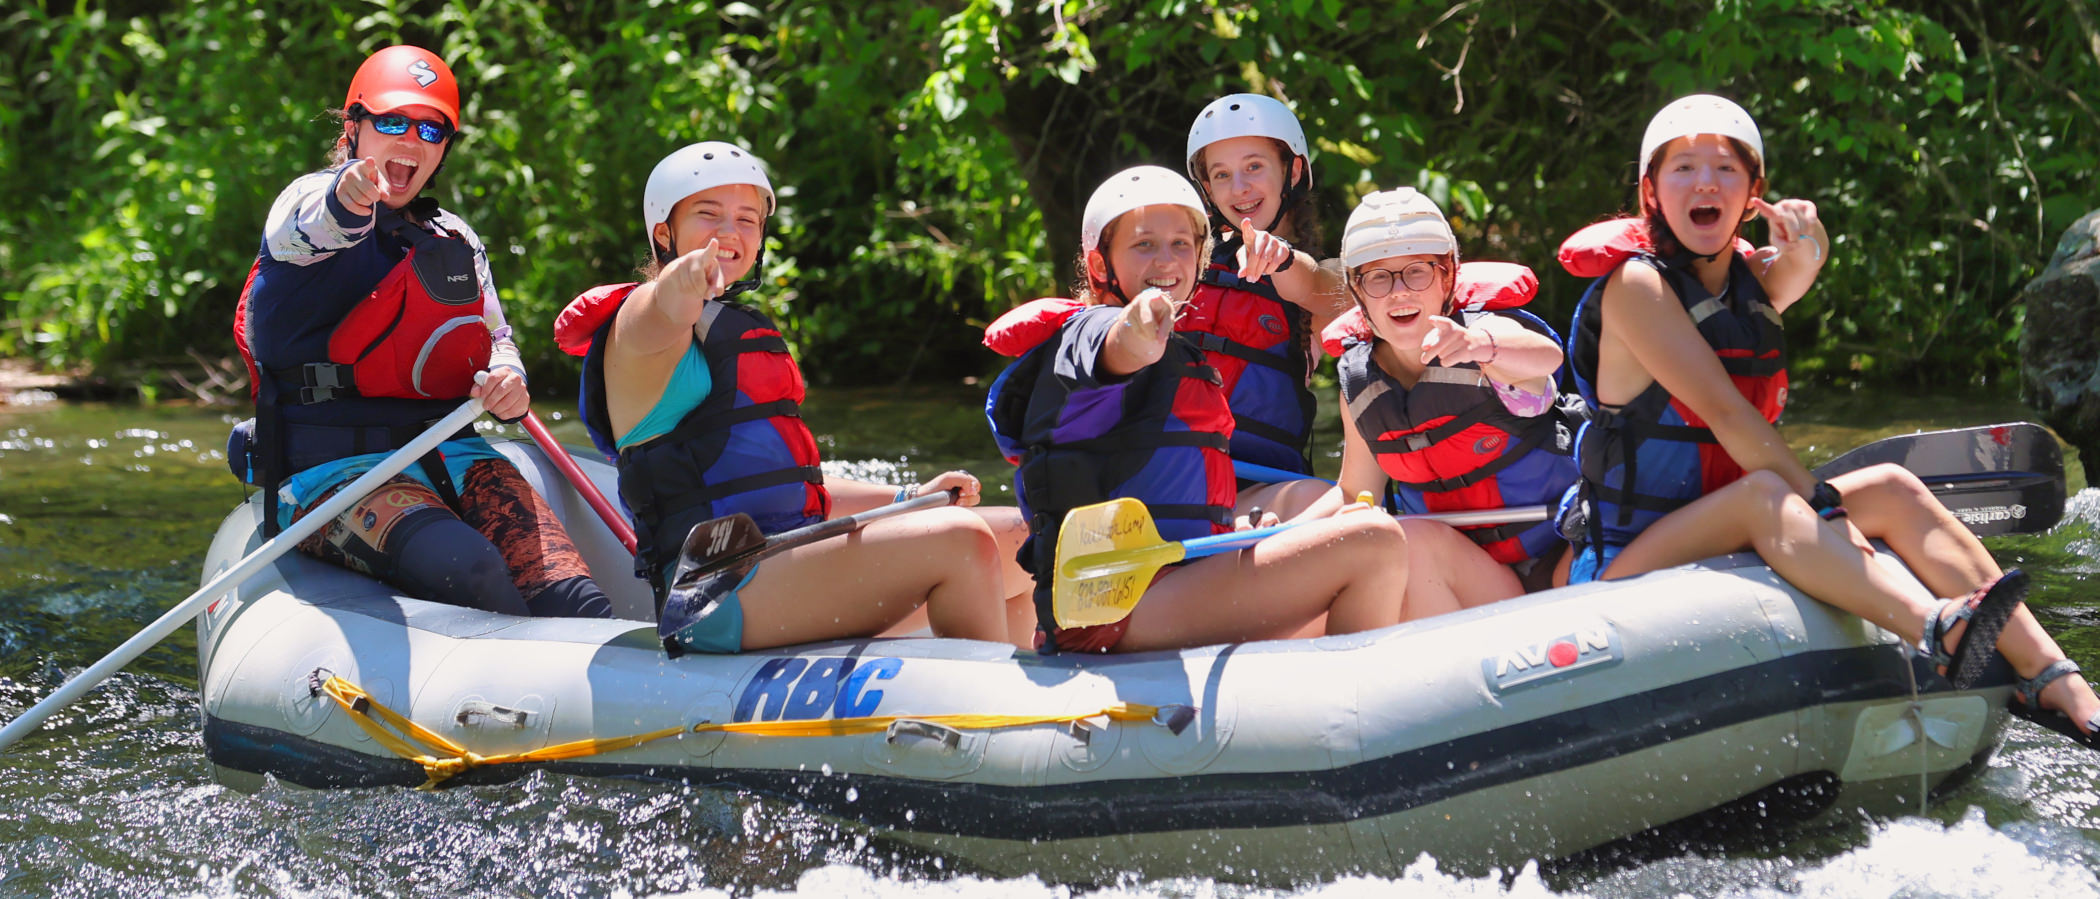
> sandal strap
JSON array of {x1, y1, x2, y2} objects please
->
[
  {"x1": 2015, "y1": 658, "x2": 2083, "y2": 709},
  {"x1": 1917, "y1": 596, "x2": 1976, "y2": 668}
]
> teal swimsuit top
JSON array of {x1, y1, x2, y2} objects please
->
[{"x1": 616, "y1": 342, "x2": 713, "y2": 450}]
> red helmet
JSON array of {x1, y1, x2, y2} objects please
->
[{"x1": 343, "y1": 45, "x2": 461, "y2": 128}]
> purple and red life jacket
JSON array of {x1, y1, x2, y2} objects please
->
[{"x1": 983, "y1": 298, "x2": 1236, "y2": 651}]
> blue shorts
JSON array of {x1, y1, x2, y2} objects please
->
[
  {"x1": 658, "y1": 560, "x2": 752, "y2": 655},
  {"x1": 1566, "y1": 542, "x2": 1625, "y2": 585},
  {"x1": 275, "y1": 436, "x2": 508, "y2": 530}
]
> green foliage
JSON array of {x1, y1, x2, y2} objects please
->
[{"x1": 2, "y1": 0, "x2": 2096, "y2": 391}]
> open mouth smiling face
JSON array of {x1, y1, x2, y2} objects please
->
[{"x1": 1647, "y1": 134, "x2": 1759, "y2": 256}]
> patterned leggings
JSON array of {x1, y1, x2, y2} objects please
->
[{"x1": 293, "y1": 457, "x2": 612, "y2": 618}]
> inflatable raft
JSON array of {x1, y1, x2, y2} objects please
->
[{"x1": 195, "y1": 439, "x2": 2022, "y2": 880}]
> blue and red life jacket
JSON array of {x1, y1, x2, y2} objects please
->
[
  {"x1": 1175, "y1": 240, "x2": 1317, "y2": 475},
  {"x1": 1562, "y1": 219, "x2": 1787, "y2": 552},
  {"x1": 232, "y1": 205, "x2": 493, "y2": 533},
  {"x1": 1335, "y1": 308, "x2": 1579, "y2": 565},
  {"x1": 983, "y1": 298, "x2": 1236, "y2": 650},
  {"x1": 556, "y1": 283, "x2": 830, "y2": 595}
]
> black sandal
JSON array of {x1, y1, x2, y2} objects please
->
[
  {"x1": 1918, "y1": 569, "x2": 2028, "y2": 690},
  {"x1": 2008, "y1": 657, "x2": 2100, "y2": 750}
]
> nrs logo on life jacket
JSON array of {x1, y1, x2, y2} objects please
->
[{"x1": 1482, "y1": 623, "x2": 1622, "y2": 693}]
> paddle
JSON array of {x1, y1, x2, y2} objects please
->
[
  {"x1": 1051, "y1": 499, "x2": 1552, "y2": 629},
  {"x1": 1233, "y1": 459, "x2": 1334, "y2": 485},
  {"x1": 658, "y1": 487, "x2": 964, "y2": 656},
  {"x1": 520, "y1": 410, "x2": 637, "y2": 554},
  {"x1": 0, "y1": 398, "x2": 487, "y2": 752},
  {"x1": 1807, "y1": 422, "x2": 2066, "y2": 537}
]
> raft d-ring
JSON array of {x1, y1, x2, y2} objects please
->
[
  {"x1": 1152, "y1": 704, "x2": 1198, "y2": 736},
  {"x1": 886, "y1": 719, "x2": 964, "y2": 750}
]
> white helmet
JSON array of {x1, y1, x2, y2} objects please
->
[
  {"x1": 1340, "y1": 187, "x2": 1456, "y2": 269},
  {"x1": 642, "y1": 141, "x2": 775, "y2": 253},
  {"x1": 1081, "y1": 165, "x2": 1208, "y2": 255},
  {"x1": 1638, "y1": 94, "x2": 1764, "y2": 175},
  {"x1": 1184, "y1": 93, "x2": 1310, "y2": 182}
]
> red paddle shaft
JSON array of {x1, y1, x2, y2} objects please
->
[{"x1": 522, "y1": 411, "x2": 638, "y2": 554}]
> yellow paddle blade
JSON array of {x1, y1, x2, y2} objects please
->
[{"x1": 1052, "y1": 499, "x2": 1184, "y2": 628}]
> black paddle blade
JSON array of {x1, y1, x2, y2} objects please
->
[
  {"x1": 1925, "y1": 471, "x2": 2066, "y2": 537},
  {"x1": 670, "y1": 514, "x2": 767, "y2": 590},
  {"x1": 1811, "y1": 422, "x2": 2066, "y2": 537},
  {"x1": 659, "y1": 559, "x2": 757, "y2": 658}
]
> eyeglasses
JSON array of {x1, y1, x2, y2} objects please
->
[
  {"x1": 1353, "y1": 261, "x2": 1447, "y2": 298},
  {"x1": 362, "y1": 112, "x2": 453, "y2": 145}
]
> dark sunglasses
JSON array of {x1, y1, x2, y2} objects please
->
[
  {"x1": 362, "y1": 112, "x2": 453, "y2": 145},
  {"x1": 1353, "y1": 260, "x2": 1448, "y2": 298}
]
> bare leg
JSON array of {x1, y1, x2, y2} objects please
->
[
  {"x1": 735, "y1": 507, "x2": 1006, "y2": 649},
  {"x1": 1837, "y1": 464, "x2": 2100, "y2": 730},
  {"x1": 1116, "y1": 509, "x2": 1409, "y2": 652},
  {"x1": 1395, "y1": 518, "x2": 1522, "y2": 615},
  {"x1": 971, "y1": 505, "x2": 1040, "y2": 646},
  {"x1": 1601, "y1": 471, "x2": 1941, "y2": 643},
  {"x1": 1237, "y1": 478, "x2": 1334, "y2": 522}
]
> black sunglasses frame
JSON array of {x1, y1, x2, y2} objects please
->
[{"x1": 1352, "y1": 260, "x2": 1449, "y2": 299}]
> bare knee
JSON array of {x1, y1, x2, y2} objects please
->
[
  {"x1": 1332, "y1": 510, "x2": 1407, "y2": 559},
  {"x1": 1735, "y1": 469, "x2": 1794, "y2": 504},
  {"x1": 1834, "y1": 463, "x2": 1934, "y2": 510}
]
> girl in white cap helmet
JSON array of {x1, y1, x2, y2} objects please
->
[
  {"x1": 553, "y1": 141, "x2": 1034, "y2": 653},
  {"x1": 1561, "y1": 95, "x2": 2100, "y2": 739},
  {"x1": 1182, "y1": 93, "x2": 1350, "y2": 522},
  {"x1": 983, "y1": 166, "x2": 1415, "y2": 653},
  {"x1": 1308, "y1": 187, "x2": 1583, "y2": 602}
]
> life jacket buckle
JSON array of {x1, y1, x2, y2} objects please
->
[{"x1": 297, "y1": 362, "x2": 352, "y2": 404}]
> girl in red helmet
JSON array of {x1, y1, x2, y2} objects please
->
[
  {"x1": 554, "y1": 142, "x2": 1033, "y2": 654},
  {"x1": 1563, "y1": 94, "x2": 2099, "y2": 737},
  {"x1": 229, "y1": 45, "x2": 610, "y2": 619}
]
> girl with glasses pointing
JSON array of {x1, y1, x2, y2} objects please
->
[{"x1": 1307, "y1": 187, "x2": 1584, "y2": 607}]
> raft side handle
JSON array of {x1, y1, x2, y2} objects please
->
[
  {"x1": 1153, "y1": 704, "x2": 1197, "y2": 736},
  {"x1": 456, "y1": 701, "x2": 532, "y2": 729},
  {"x1": 886, "y1": 719, "x2": 963, "y2": 750}
]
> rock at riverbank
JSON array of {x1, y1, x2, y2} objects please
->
[{"x1": 2020, "y1": 210, "x2": 2100, "y2": 470}]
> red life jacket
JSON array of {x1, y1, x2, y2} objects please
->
[
  {"x1": 1336, "y1": 309, "x2": 1580, "y2": 565},
  {"x1": 236, "y1": 218, "x2": 491, "y2": 405},
  {"x1": 1176, "y1": 246, "x2": 1316, "y2": 474}
]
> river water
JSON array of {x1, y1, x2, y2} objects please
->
[{"x1": 0, "y1": 384, "x2": 2096, "y2": 898}]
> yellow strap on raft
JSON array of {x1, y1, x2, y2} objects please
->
[{"x1": 317, "y1": 675, "x2": 1167, "y2": 789}]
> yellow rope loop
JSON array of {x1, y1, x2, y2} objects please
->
[{"x1": 316, "y1": 673, "x2": 1183, "y2": 789}]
